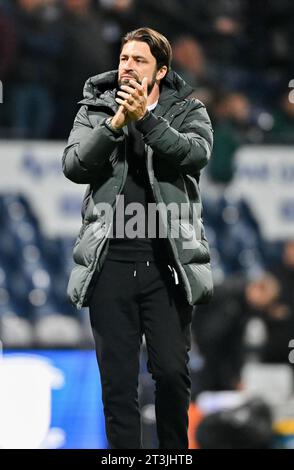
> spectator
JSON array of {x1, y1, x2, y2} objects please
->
[
  {"x1": 245, "y1": 0, "x2": 294, "y2": 78},
  {"x1": 265, "y1": 92, "x2": 294, "y2": 143},
  {"x1": 271, "y1": 241, "x2": 294, "y2": 309},
  {"x1": 245, "y1": 271, "x2": 294, "y2": 365},
  {"x1": 208, "y1": 92, "x2": 251, "y2": 184},
  {"x1": 191, "y1": 274, "x2": 248, "y2": 395},
  {"x1": 192, "y1": 270, "x2": 293, "y2": 396},
  {"x1": 98, "y1": 0, "x2": 138, "y2": 61},
  {"x1": 8, "y1": 0, "x2": 63, "y2": 138},
  {"x1": 55, "y1": 0, "x2": 114, "y2": 138},
  {"x1": 171, "y1": 36, "x2": 216, "y2": 107},
  {"x1": 200, "y1": 0, "x2": 246, "y2": 68},
  {"x1": 0, "y1": 6, "x2": 17, "y2": 132},
  {"x1": 0, "y1": 7, "x2": 17, "y2": 80}
]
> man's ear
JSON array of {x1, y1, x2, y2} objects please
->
[{"x1": 156, "y1": 65, "x2": 168, "y2": 81}]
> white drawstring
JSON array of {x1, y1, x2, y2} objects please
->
[
  {"x1": 168, "y1": 264, "x2": 179, "y2": 285},
  {"x1": 134, "y1": 261, "x2": 149, "y2": 276},
  {"x1": 173, "y1": 268, "x2": 179, "y2": 285}
]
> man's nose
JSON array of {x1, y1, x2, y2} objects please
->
[{"x1": 124, "y1": 58, "x2": 135, "y2": 69}]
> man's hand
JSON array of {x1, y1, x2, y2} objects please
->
[
  {"x1": 110, "y1": 104, "x2": 130, "y2": 130},
  {"x1": 115, "y1": 77, "x2": 148, "y2": 122}
]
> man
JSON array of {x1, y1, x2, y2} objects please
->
[{"x1": 62, "y1": 27, "x2": 213, "y2": 449}]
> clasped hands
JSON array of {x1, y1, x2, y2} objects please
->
[{"x1": 112, "y1": 77, "x2": 148, "y2": 129}]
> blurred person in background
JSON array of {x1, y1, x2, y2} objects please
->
[
  {"x1": 265, "y1": 91, "x2": 294, "y2": 144},
  {"x1": 270, "y1": 241, "x2": 294, "y2": 311},
  {"x1": 172, "y1": 37, "x2": 207, "y2": 88},
  {"x1": 0, "y1": 5, "x2": 17, "y2": 81},
  {"x1": 0, "y1": 4, "x2": 17, "y2": 134},
  {"x1": 211, "y1": 0, "x2": 246, "y2": 66},
  {"x1": 7, "y1": 0, "x2": 63, "y2": 139},
  {"x1": 55, "y1": 0, "x2": 114, "y2": 138},
  {"x1": 264, "y1": 240, "x2": 294, "y2": 365},
  {"x1": 244, "y1": 272, "x2": 294, "y2": 365},
  {"x1": 192, "y1": 274, "x2": 248, "y2": 395},
  {"x1": 171, "y1": 35, "x2": 216, "y2": 108},
  {"x1": 115, "y1": 0, "x2": 202, "y2": 40},
  {"x1": 207, "y1": 91, "x2": 252, "y2": 184},
  {"x1": 246, "y1": 0, "x2": 294, "y2": 84},
  {"x1": 101, "y1": 0, "x2": 214, "y2": 42},
  {"x1": 97, "y1": 0, "x2": 138, "y2": 58},
  {"x1": 192, "y1": 269, "x2": 294, "y2": 396},
  {"x1": 62, "y1": 27, "x2": 213, "y2": 448},
  {"x1": 192, "y1": 272, "x2": 294, "y2": 395},
  {"x1": 200, "y1": 0, "x2": 246, "y2": 67}
]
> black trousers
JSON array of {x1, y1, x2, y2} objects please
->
[{"x1": 88, "y1": 256, "x2": 194, "y2": 449}]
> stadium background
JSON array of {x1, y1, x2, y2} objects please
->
[{"x1": 0, "y1": 0, "x2": 294, "y2": 449}]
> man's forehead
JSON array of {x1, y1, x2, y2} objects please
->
[{"x1": 120, "y1": 41, "x2": 153, "y2": 59}]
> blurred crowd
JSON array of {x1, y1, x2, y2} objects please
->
[{"x1": 0, "y1": 0, "x2": 293, "y2": 164}]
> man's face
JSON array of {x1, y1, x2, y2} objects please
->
[
  {"x1": 246, "y1": 275, "x2": 280, "y2": 310},
  {"x1": 118, "y1": 41, "x2": 160, "y2": 95},
  {"x1": 283, "y1": 241, "x2": 294, "y2": 268}
]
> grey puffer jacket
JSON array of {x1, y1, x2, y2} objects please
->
[{"x1": 62, "y1": 69, "x2": 214, "y2": 309}]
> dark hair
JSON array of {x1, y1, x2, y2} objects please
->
[{"x1": 121, "y1": 27, "x2": 172, "y2": 72}]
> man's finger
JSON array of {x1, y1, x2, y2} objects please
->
[
  {"x1": 117, "y1": 104, "x2": 127, "y2": 115},
  {"x1": 142, "y1": 77, "x2": 148, "y2": 96},
  {"x1": 120, "y1": 84, "x2": 139, "y2": 95},
  {"x1": 115, "y1": 97, "x2": 132, "y2": 111},
  {"x1": 117, "y1": 90, "x2": 133, "y2": 100},
  {"x1": 128, "y1": 79, "x2": 146, "y2": 96}
]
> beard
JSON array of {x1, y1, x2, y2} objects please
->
[{"x1": 118, "y1": 68, "x2": 158, "y2": 95}]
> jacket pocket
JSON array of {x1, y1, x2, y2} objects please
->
[{"x1": 73, "y1": 219, "x2": 106, "y2": 267}]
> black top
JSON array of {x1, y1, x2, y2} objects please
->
[{"x1": 107, "y1": 120, "x2": 170, "y2": 262}]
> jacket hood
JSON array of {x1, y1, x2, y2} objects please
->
[{"x1": 79, "y1": 69, "x2": 194, "y2": 108}]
